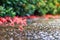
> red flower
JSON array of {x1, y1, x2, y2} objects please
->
[
  {"x1": 29, "y1": 15, "x2": 36, "y2": 19},
  {"x1": 0, "y1": 21, "x2": 3, "y2": 25},
  {"x1": 9, "y1": 22, "x2": 14, "y2": 27},
  {"x1": 44, "y1": 15, "x2": 53, "y2": 20},
  {"x1": 5, "y1": 24, "x2": 9, "y2": 26},
  {"x1": 19, "y1": 26, "x2": 24, "y2": 31},
  {"x1": 2, "y1": 18, "x2": 7, "y2": 23},
  {"x1": 0, "y1": 16, "x2": 27, "y2": 31},
  {"x1": 5, "y1": 16, "x2": 12, "y2": 22}
]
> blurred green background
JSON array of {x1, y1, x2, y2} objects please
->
[{"x1": 0, "y1": 0, "x2": 60, "y2": 17}]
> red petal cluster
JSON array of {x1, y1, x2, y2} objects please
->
[
  {"x1": 44, "y1": 15, "x2": 60, "y2": 20},
  {"x1": 0, "y1": 16, "x2": 27, "y2": 31}
]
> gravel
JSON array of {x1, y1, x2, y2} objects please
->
[
  {"x1": 25, "y1": 30, "x2": 60, "y2": 40},
  {"x1": 24, "y1": 18, "x2": 60, "y2": 40}
]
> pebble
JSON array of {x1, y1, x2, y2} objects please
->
[
  {"x1": 25, "y1": 18, "x2": 60, "y2": 40},
  {"x1": 25, "y1": 30, "x2": 60, "y2": 40}
]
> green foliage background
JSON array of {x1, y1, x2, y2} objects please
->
[{"x1": 0, "y1": 0, "x2": 60, "y2": 17}]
